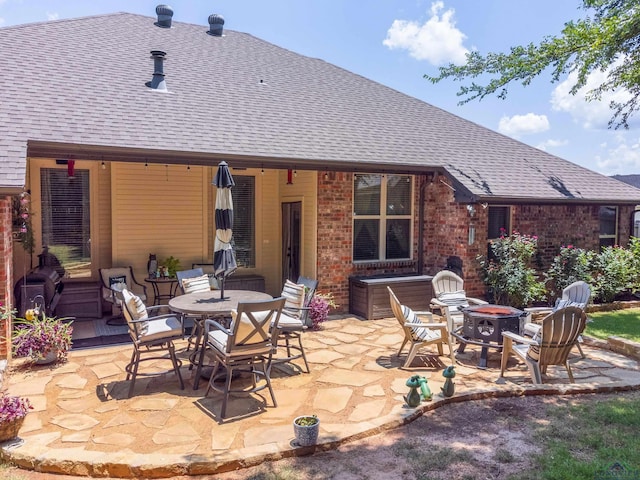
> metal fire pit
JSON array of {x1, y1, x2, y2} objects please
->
[{"x1": 455, "y1": 304, "x2": 526, "y2": 368}]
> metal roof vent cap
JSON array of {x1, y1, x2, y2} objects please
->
[
  {"x1": 145, "y1": 50, "x2": 168, "y2": 91},
  {"x1": 207, "y1": 14, "x2": 224, "y2": 36},
  {"x1": 155, "y1": 4, "x2": 173, "y2": 28}
]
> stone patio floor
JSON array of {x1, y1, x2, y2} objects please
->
[{"x1": 1, "y1": 315, "x2": 639, "y2": 478}]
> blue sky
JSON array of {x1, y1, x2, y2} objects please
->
[{"x1": 1, "y1": 0, "x2": 637, "y2": 175}]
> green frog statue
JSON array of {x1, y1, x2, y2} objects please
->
[
  {"x1": 404, "y1": 375, "x2": 423, "y2": 408},
  {"x1": 441, "y1": 365, "x2": 456, "y2": 398}
]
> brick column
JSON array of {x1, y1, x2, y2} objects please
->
[{"x1": 0, "y1": 196, "x2": 14, "y2": 359}]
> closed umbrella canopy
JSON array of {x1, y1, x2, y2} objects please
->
[{"x1": 213, "y1": 161, "x2": 237, "y2": 298}]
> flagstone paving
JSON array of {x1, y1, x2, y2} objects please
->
[{"x1": 1, "y1": 315, "x2": 640, "y2": 478}]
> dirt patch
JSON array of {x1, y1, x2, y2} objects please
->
[{"x1": 7, "y1": 390, "x2": 639, "y2": 480}]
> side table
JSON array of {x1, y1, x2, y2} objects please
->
[{"x1": 144, "y1": 277, "x2": 180, "y2": 305}]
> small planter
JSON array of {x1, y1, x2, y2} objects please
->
[
  {"x1": 0, "y1": 417, "x2": 25, "y2": 443},
  {"x1": 293, "y1": 415, "x2": 319, "y2": 446},
  {"x1": 35, "y1": 349, "x2": 58, "y2": 365}
]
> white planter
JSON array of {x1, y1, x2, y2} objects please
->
[{"x1": 293, "y1": 415, "x2": 319, "y2": 446}]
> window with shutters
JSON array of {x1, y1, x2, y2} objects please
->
[
  {"x1": 40, "y1": 168, "x2": 91, "y2": 278},
  {"x1": 352, "y1": 174, "x2": 413, "y2": 262},
  {"x1": 231, "y1": 175, "x2": 255, "y2": 268}
]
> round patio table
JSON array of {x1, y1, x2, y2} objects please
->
[{"x1": 168, "y1": 289, "x2": 273, "y2": 389}]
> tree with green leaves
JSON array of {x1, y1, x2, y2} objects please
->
[{"x1": 426, "y1": 0, "x2": 640, "y2": 129}]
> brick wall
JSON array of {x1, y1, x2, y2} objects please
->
[
  {"x1": 316, "y1": 172, "x2": 420, "y2": 312},
  {"x1": 316, "y1": 172, "x2": 637, "y2": 314},
  {"x1": 0, "y1": 196, "x2": 14, "y2": 359}
]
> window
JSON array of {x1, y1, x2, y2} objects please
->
[
  {"x1": 599, "y1": 206, "x2": 618, "y2": 248},
  {"x1": 40, "y1": 168, "x2": 91, "y2": 278},
  {"x1": 487, "y1": 206, "x2": 510, "y2": 260},
  {"x1": 353, "y1": 174, "x2": 413, "y2": 262},
  {"x1": 487, "y1": 206, "x2": 510, "y2": 240},
  {"x1": 231, "y1": 176, "x2": 255, "y2": 268}
]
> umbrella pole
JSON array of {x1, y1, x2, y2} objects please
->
[{"x1": 220, "y1": 277, "x2": 225, "y2": 300}]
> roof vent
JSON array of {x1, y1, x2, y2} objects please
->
[
  {"x1": 207, "y1": 14, "x2": 224, "y2": 36},
  {"x1": 155, "y1": 4, "x2": 174, "y2": 28},
  {"x1": 145, "y1": 50, "x2": 168, "y2": 91}
]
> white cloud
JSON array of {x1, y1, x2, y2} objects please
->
[
  {"x1": 383, "y1": 1, "x2": 469, "y2": 65},
  {"x1": 595, "y1": 133, "x2": 640, "y2": 174},
  {"x1": 551, "y1": 63, "x2": 633, "y2": 129},
  {"x1": 497, "y1": 113, "x2": 549, "y2": 138},
  {"x1": 47, "y1": 12, "x2": 59, "y2": 21},
  {"x1": 536, "y1": 138, "x2": 569, "y2": 151}
]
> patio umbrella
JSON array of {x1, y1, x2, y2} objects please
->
[{"x1": 213, "y1": 161, "x2": 237, "y2": 299}]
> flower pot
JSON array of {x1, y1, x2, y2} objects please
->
[
  {"x1": 293, "y1": 415, "x2": 319, "y2": 446},
  {"x1": 0, "y1": 417, "x2": 25, "y2": 443},
  {"x1": 35, "y1": 349, "x2": 58, "y2": 365}
]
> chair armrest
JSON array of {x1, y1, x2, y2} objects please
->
[
  {"x1": 146, "y1": 305, "x2": 170, "y2": 315},
  {"x1": 203, "y1": 318, "x2": 232, "y2": 336},
  {"x1": 430, "y1": 298, "x2": 446, "y2": 308},
  {"x1": 501, "y1": 331, "x2": 538, "y2": 345},
  {"x1": 405, "y1": 321, "x2": 447, "y2": 329},
  {"x1": 467, "y1": 297, "x2": 488, "y2": 305}
]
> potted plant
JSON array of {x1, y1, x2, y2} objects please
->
[
  {"x1": 308, "y1": 292, "x2": 337, "y2": 330},
  {"x1": 160, "y1": 256, "x2": 181, "y2": 278},
  {"x1": 0, "y1": 394, "x2": 32, "y2": 442},
  {"x1": 12, "y1": 305, "x2": 73, "y2": 364},
  {"x1": 293, "y1": 414, "x2": 319, "y2": 446}
]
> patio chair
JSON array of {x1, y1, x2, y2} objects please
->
[
  {"x1": 429, "y1": 270, "x2": 487, "y2": 345},
  {"x1": 100, "y1": 267, "x2": 148, "y2": 324},
  {"x1": 523, "y1": 281, "x2": 591, "y2": 358},
  {"x1": 271, "y1": 276, "x2": 318, "y2": 373},
  {"x1": 120, "y1": 288, "x2": 185, "y2": 397},
  {"x1": 388, "y1": 286, "x2": 455, "y2": 367},
  {"x1": 175, "y1": 267, "x2": 210, "y2": 356},
  {"x1": 201, "y1": 296, "x2": 285, "y2": 419},
  {"x1": 500, "y1": 306, "x2": 587, "y2": 384}
]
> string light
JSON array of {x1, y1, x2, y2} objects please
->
[
  {"x1": 294, "y1": 167, "x2": 297, "y2": 177},
  {"x1": 261, "y1": 165, "x2": 264, "y2": 175},
  {"x1": 101, "y1": 160, "x2": 106, "y2": 170},
  {"x1": 324, "y1": 170, "x2": 328, "y2": 180}
]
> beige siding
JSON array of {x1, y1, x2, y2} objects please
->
[
  {"x1": 111, "y1": 163, "x2": 207, "y2": 281},
  {"x1": 278, "y1": 169, "x2": 318, "y2": 282},
  {"x1": 256, "y1": 169, "x2": 281, "y2": 295},
  {"x1": 97, "y1": 161, "x2": 112, "y2": 273}
]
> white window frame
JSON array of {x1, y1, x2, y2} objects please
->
[{"x1": 352, "y1": 173, "x2": 414, "y2": 263}]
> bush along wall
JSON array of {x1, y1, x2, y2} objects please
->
[{"x1": 478, "y1": 233, "x2": 640, "y2": 307}]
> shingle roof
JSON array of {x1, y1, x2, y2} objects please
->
[
  {"x1": 1, "y1": 12, "x2": 640, "y2": 202},
  {"x1": 612, "y1": 174, "x2": 640, "y2": 189}
]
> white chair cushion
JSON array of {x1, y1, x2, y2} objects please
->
[
  {"x1": 139, "y1": 315, "x2": 182, "y2": 343},
  {"x1": 437, "y1": 290, "x2": 469, "y2": 308},
  {"x1": 122, "y1": 289, "x2": 149, "y2": 335},
  {"x1": 182, "y1": 274, "x2": 211, "y2": 294},
  {"x1": 277, "y1": 312, "x2": 304, "y2": 329},
  {"x1": 403, "y1": 305, "x2": 441, "y2": 342},
  {"x1": 281, "y1": 280, "x2": 306, "y2": 319}
]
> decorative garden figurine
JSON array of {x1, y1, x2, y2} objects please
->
[
  {"x1": 441, "y1": 365, "x2": 456, "y2": 397},
  {"x1": 417, "y1": 376, "x2": 432, "y2": 401},
  {"x1": 404, "y1": 375, "x2": 422, "y2": 408}
]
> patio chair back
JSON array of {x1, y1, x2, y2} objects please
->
[{"x1": 99, "y1": 266, "x2": 147, "y2": 307}]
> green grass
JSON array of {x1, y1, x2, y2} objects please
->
[
  {"x1": 516, "y1": 395, "x2": 640, "y2": 480},
  {"x1": 586, "y1": 308, "x2": 640, "y2": 343}
]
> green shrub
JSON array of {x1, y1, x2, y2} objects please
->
[
  {"x1": 545, "y1": 245, "x2": 594, "y2": 300},
  {"x1": 477, "y1": 232, "x2": 546, "y2": 308},
  {"x1": 591, "y1": 246, "x2": 634, "y2": 303}
]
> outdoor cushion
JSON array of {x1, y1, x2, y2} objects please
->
[
  {"x1": 181, "y1": 274, "x2": 210, "y2": 294},
  {"x1": 437, "y1": 290, "x2": 469, "y2": 309},
  {"x1": 281, "y1": 279, "x2": 306, "y2": 319},
  {"x1": 401, "y1": 304, "x2": 441, "y2": 342},
  {"x1": 122, "y1": 289, "x2": 149, "y2": 335},
  {"x1": 140, "y1": 315, "x2": 183, "y2": 343}
]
